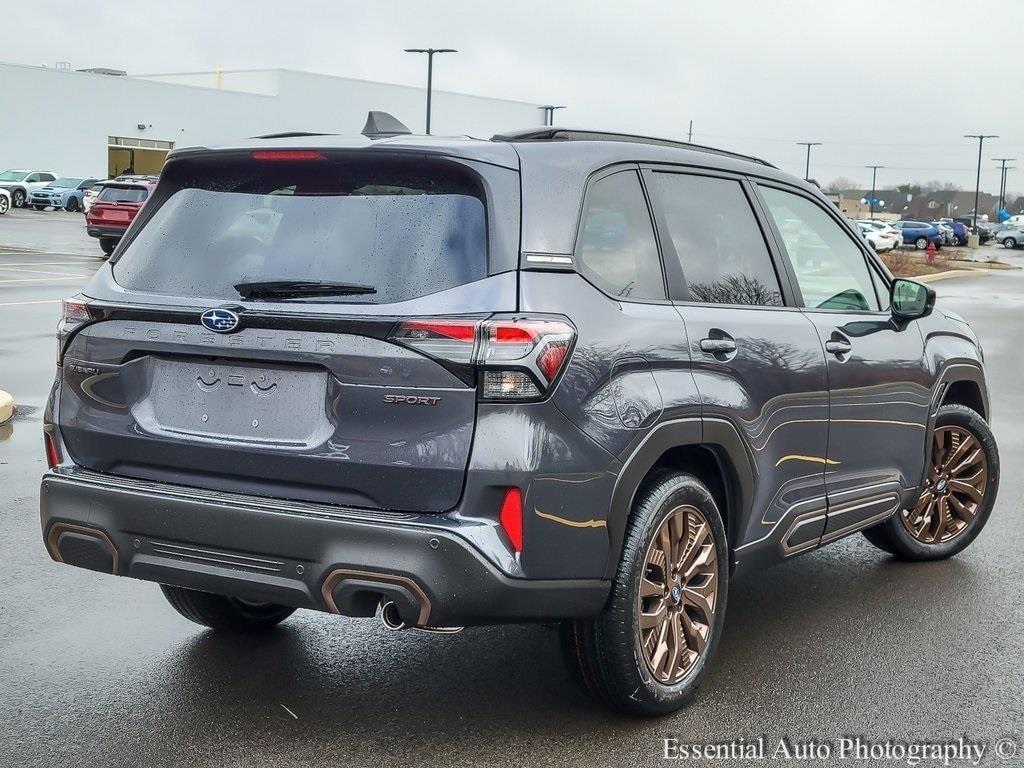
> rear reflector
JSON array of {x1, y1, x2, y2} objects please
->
[
  {"x1": 251, "y1": 150, "x2": 326, "y2": 161},
  {"x1": 499, "y1": 487, "x2": 524, "y2": 553},
  {"x1": 44, "y1": 433, "x2": 60, "y2": 469}
]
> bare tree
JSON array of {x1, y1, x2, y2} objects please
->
[{"x1": 825, "y1": 177, "x2": 859, "y2": 193}]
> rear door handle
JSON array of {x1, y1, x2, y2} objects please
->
[
  {"x1": 700, "y1": 338, "x2": 737, "y2": 354},
  {"x1": 825, "y1": 339, "x2": 852, "y2": 355}
]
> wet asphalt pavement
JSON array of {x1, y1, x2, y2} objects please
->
[{"x1": 1, "y1": 210, "x2": 1022, "y2": 767}]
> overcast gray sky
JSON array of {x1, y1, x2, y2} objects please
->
[{"x1": 8, "y1": 0, "x2": 1023, "y2": 193}]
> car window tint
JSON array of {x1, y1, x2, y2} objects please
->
[
  {"x1": 99, "y1": 186, "x2": 149, "y2": 203},
  {"x1": 575, "y1": 170, "x2": 665, "y2": 300},
  {"x1": 649, "y1": 172, "x2": 783, "y2": 306},
  {"x1": 759, "y1": 185, "x2": 880, "y2": 312}
]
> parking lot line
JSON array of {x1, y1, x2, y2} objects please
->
[
  {"x1": 0, "y1": 266, "x2": 93, "y2": 278},
  {"x1": 0, "y1": 299, "x2": 62, "y2": 307},
  {"x1": 0, "y1": 276, "x2": 89, "y2": 284}
]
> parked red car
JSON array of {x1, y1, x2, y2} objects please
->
[{"x1": 86, "y1": 180, "x2": 156, "y2": 255}]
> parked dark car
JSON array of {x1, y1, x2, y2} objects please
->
[
  {"x1": 41, "y1": 118, "x2": 999, "y2": 716},
  {"x1": 893, "y1": 220, "x2": 944, "y2": 249},
  {"x1": 938, "y1": 218, "x2": 970, "y2": 246},
  {"x1": 29, "y1": 177, "x2": 100, "y2": 212},
  {"x1": 84, "y1": 181, "x2": 156, "y2": 255}
]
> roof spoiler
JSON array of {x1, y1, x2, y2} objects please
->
[{"x1": 362, "y1": 111, "x2": 412, "y2": 139}]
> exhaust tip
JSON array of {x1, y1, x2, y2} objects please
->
[{"x1": 379, "y1": 601, "x2": 407, "y2": 631}]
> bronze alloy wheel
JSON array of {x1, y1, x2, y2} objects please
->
[
  {"x1": 903, "y1": 425, "x2": 989, "y2": 544},
  {"x1": 637, "y1": 504, "x2": 719, "y2": 684}
]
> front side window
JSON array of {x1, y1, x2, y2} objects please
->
[
  {"x1": 649, "y1": 172, "x2": 783, "y2": 306},
  {"x1": 575, "y1": 170, "x2": 665, "y2": 301},
  {"x1": 759, "y1": 185, "x2": 880, "y2": 312}
]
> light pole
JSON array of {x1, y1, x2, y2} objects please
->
[
  {"x1": 965, "y1": 134, "x2": 998, "y2": 228},
  {"x1": 404, "y1": 48, "x2": 457, "y2": 135},
  {"x1": 538, "y1": 105, "x2": 566, "y2": 127},
  {"x1": 865, "y1": 165, "x2": 884, "y2": 218},
  {"x1": 993, "y1": 157, "x2": 1016, "y2": 214},
  {"x1": 797, "y1": 141, "x2": 822, "y2": 181}
]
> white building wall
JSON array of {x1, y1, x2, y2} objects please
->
[{"x1": 0, "y1": 62, "x2": 542, "y2": 178}]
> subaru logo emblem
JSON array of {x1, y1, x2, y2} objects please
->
[{"x1": 200, "y1": 308, "x2": 240, "y2": 334}]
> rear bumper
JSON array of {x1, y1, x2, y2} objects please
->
[
  {"x1": 86, "y1": 225, "x2": 127, "y2": 239},
  {"x1": 39, "y1": 468, "x2": 609, "y2": 627}
]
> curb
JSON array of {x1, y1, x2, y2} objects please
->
[
  {"x1": 0, "y1": 390, "x2": 12, "y2": 424},
  {"x1": 916, "y1": 269, "x2": 990, "y2": 284}
]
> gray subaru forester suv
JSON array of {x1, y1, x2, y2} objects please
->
[{"x1": 41, "y1": 116, "x2": 999, "y2": 716}]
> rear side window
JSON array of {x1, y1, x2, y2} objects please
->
[
  {"x1": 759, "y1": 185, "x2": 880, "y2": 312},
  {"x1": 575, "y1": 170, "x2": 665, "y2": 300},
  {"x1": 100, "y1": 185, "x2": 149, "y2": 203},
  {"x1": 114, "y1": 156, "x2": 487, "y2": 304},
  {"x1": 649, "y1": 172, "x2": 783, "y2": 306}
]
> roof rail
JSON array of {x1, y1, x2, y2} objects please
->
[{"x1": 491, "y1": 127, "x2": 775, "y2": 168}]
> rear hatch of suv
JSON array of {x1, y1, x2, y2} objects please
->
[
  {"x1": 58, "y1": 147, "x2": 522, "y2": 511},
  {"x1": 86, "y1": 183, "x2": 151, "y2": 231}
]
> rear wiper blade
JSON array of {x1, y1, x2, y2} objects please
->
[{"x1": 234, "y1": 279, "x2": 377, "y2": 300}]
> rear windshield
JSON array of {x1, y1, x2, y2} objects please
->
[
  {"x1": 99, "y1": 185, "x2": 149, "y2": 203},
  {"x1": 113, "y1": 156, "x2": 488, "y2": 304}
]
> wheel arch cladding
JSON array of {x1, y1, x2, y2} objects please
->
[
  {"x1": 604, "y1": 418, "x2": 753, "y2": 579},
  {"x1": 942, "y1": 378, "x2": 986, "y2": 421}
]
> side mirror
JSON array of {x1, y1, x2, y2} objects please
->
[{"x1": 891, "y1": 278, "x2": 935, "y2": 320}]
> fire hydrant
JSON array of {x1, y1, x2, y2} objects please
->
[{"x1": 926, "y1": 241, "x2": 937, "y2": 263}]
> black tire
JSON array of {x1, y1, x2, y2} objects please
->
[
  {"x1": 98, "y1": 237, "x2": 117, "y2": 256},
  {"x1": 11, "y1": 188, "x2": 25, "y2": 208},
  {"x1": 31, "y1": 204, "x2": 45, "y2": 211},
  {"x1": 862, "y1": 404, "x2": 998, "y2": 560},
  {"x1": 1004, "y1": 238, "x2": 1017, "y2": 249},
  {"x1": 160, "y1": 585, "x2": 296, "y2": 632},
  {"x1": 0, "y1": 195, "x2": 8, "y2": 215},
  {"x1": 952, "y1": 235, "x2": 963, "y2": 247},
  {"x1": 561, "y1": 472, "x2": 728, "y2": 716},
  {"x1": 65, "y1": 197, "x2": 80, "y2": 213},
  {"x1": 915, "y1": 237, "x2": 928, "y2": 249}
]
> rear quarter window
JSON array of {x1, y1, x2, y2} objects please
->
[{"x1": 113, "y1": 155, "x2": 488, "y2": 304}]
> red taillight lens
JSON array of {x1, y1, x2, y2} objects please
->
[
  {"x1": 391, "y1": 319, "x2": 481, "y2": 363},
  {"x1": 499, "y1": 487, "x2": 523, "y2": 553},
  {"x1": 390, "y1": 316, "x2": 575, "y2": 401},
  {"x1": 58, "y1": 296, "x2": 94, "y2": 363},
  {"x1": 251, "y1": 150, "x2": 325, "y2": 161},
  {"x1": 44, "y1": 433, "x2": 60, "y2": 469}
]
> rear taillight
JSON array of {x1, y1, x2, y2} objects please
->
[
  {"x1": 390, "y1": 316, "x2": 575, "y2": 402},
  {"x1": 57, "y1": 296, "x2": 94, "y2": 362}
]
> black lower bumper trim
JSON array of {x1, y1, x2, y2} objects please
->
[{"x1": 40, "y1": 471, "x2": 609, "y2": 626}]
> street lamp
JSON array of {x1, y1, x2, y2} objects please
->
[
  {"x1": 797, "y1": 141, "x2": 822, "y2": 181},
  {"x1": 965, "y1": 134, "x2": 998, "y2": 229},
  {"x1": 865, "y1": 165, "x2": 884, "y2": 218},
  {"x1": 404, "y1": 48, "x2": 457, "y2": 135},
  {"x1": 993, "y1": 157, "x2": 1016, "y2": 214},
  {"x1": 538, "y1": 105, "x2": 566, "y2": 127}
]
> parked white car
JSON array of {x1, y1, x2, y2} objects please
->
[
  {"x1": 0, "y1": 187, "x2": 10, "y2": 215},
  {"x1": 856, "y1": 221, "x2": 893, "y2": 252},
  {"x1": 82, "y1": 181, "x2": 106, "y2": 213},
  {"x1": 0, "y1": 169, "x2": 59, "y2": 208},
  {"x1": 857, "y1": 219, "x2": 904, "y2": 248}
]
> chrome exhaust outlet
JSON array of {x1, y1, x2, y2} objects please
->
[
  {"x1": 378, "y1": 600, "x2": 463, "y2": 634},
  {"x1": 379, "y1": 601, "x2": 407, "y2": 631}
]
